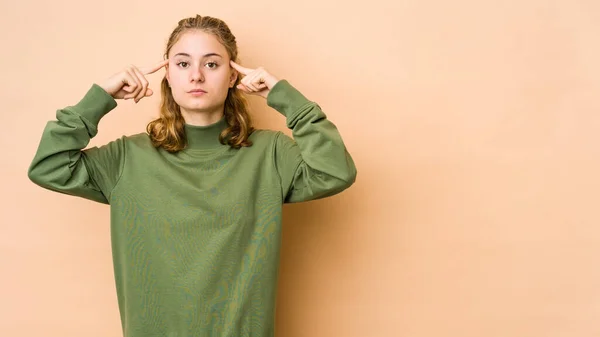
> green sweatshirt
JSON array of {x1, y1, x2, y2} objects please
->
[{"x1": 28, "y1": 79, "x2": 356, "y2": 337}]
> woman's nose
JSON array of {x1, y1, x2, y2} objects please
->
[{"x1": 190, "y1": 65, "x2": 204, "y2": 82}]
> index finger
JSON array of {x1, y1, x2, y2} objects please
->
[
  {"x1": 140, "y1": 59, "x2": 169, "y2": 75},
  {"x1": 230, "y1": 60, "x2": 253, "y2": 75}
]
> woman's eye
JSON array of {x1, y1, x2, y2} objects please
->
[
  {"x1": 177, "y1": 61, "x2": 189, "y2": 68},
  {"x1": 205, "y1": 62, "x2": 218, "y2": 69}
]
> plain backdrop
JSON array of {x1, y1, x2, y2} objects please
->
[{"x1": 2, "y1": 0, "x2": 600, "y2": 336}]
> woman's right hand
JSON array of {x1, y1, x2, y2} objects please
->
[{"x1": 98, "y1": 60, "x2": 169, "y2": 103}]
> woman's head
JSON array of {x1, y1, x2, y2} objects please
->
[{"x1": 147, "y1": 15, "x2": 253, "y2": 152}]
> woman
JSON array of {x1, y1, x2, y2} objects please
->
[{"x1": 28, "y1": 14, "x2": 356, "y2": 337}]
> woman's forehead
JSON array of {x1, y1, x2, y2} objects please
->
[{"x1": 170, "y1": 31, "x2": 227, "y2": 57}]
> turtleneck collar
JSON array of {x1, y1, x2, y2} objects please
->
[{"x1": 184, "y1": 117, "x2": 229, "y2": 150}]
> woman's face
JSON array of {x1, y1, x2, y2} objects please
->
[{"x1": 166, "y1": 30, "x2": 237, "y2": 116}]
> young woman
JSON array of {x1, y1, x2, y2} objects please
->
[{"x1": 28, "y1": 14, "x2": 356, "y2": 337}]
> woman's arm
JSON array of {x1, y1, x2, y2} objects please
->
[
  {"x1": 27, "y1": 84, "x2": 124, "y2": 204},
  {"x1": 230, "y1": 60, "x2": 356, "y2": 203},
  {"x1": 267, "y1": 80, "x2": 357, "y2": 203}
]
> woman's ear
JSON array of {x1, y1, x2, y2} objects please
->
[{"x1": 229, "y1": 67, "x2": 238, "y2": 88}]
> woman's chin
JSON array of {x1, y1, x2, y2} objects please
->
[{"x1": 179, "y1": 102, "x2": 223, "y2": 115}]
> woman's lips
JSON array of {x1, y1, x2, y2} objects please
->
[{"x1": 188, "y1": 89, "x2": 207, "y2": 96}]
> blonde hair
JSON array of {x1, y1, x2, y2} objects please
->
[{"x1": 146, "y1": 15, "x2": 254, "y2": 152}]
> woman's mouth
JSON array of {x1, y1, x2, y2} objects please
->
[{"x1": 188, "y1": 89, "x2": 207, "y2": 96}]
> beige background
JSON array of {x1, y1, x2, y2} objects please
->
[{"x1": 2, "y1": 0, "x2": 600, "y2": 336}]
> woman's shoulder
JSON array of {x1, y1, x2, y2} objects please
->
[
  {"x1": 103, "y1": 132, "x2": 153, "y2": 152},
  {"x1": 249, "y1": 128, "x2": 292, "y2": 147},
  {"x1": 124, "y1": 131, "x2": 152, "y2": 142}
]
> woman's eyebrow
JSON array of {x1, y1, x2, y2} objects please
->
[{"x1": 173, "y1": 52, "x2": 223, "y2": 58}]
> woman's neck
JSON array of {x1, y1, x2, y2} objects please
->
[{"x1": 181, "y1": 107, "x2": 224, "y2": 126}]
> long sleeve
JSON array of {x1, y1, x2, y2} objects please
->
[
  {"x1": 268, "y1": 80, "x2": 357, "y2": 203},
  {"x1": 27, "y1": 84, "x2": 126, "y2": 204}
]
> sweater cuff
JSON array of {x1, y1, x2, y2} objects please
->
[
  {"x1": 266, "y1": 80, "x2": 313, "y2": 119},
  {"x1": 72, "y1": 84, "x2": 118, "y2": 126}
]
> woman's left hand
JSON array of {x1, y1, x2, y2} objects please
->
[{"x1": 230, "y1": 61, "x2": 280, "y2": 98}]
